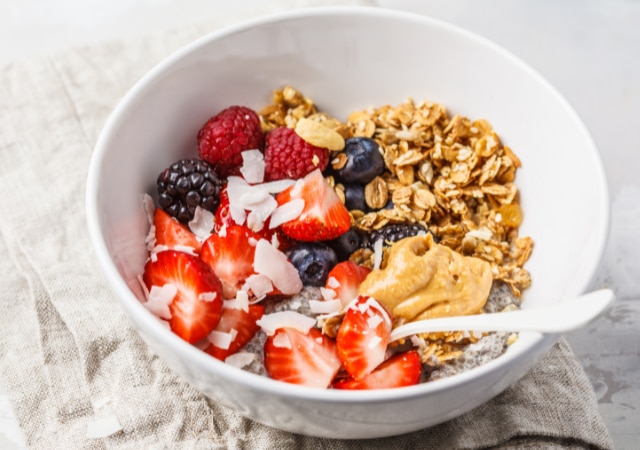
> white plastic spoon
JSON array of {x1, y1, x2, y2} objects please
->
[{"x1": 389, "y1": 288, "x2": 614, "y2": 342}]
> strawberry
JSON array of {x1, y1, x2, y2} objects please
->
[
  {"x1": 264, "y1": 327, "x2": 341, "y2": 388},
  {"x1": 200, "y1": 224, "x2": 260, "y2": 298},
  {"x1": 214, "y1": 186, "x2": 294, "y2": 251},
  {"x1": 336, "y1": 295, "x2": 392, "y2": 380},
  {"x1": 333, "y1": 350, "x2": 422, "y2": 390},
  {"x1": 142, "y1": 250, "x2": 223, "y2": 343},
  {"x1": 152, "y1": 208, "x2": 201, "y2": 253},
  {"x1": 325, "y1": 261, "x2": 372, "y2": 306},
  {"x1": 275, "y1": 169, "x2": 350, "y2": 242},
  {"x1": 204, "y1": 303, "x2": 264, "y2": 361}
]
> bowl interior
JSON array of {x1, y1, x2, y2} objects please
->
[{"x1": 87, "y1": 5, "x2": 609, "y2": 423}]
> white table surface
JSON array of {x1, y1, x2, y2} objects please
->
[{"x1": 1, "y1": 1, "x2": 638, "y2": 448}]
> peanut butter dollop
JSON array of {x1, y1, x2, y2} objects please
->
[{"x1": 358, "y1": 234, "x2": 492, "y2": 323}]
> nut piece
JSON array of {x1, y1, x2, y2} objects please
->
[
  {"x1": 364, "y1": 176, "x2": 388, "y2": 209},
  {"x1": 295, "y1": 118, "x2": 345, "y2": 151}
]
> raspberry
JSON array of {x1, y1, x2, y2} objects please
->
[
  {"x1": 264, "y1": 127, "x2": 329, "y2": 181},
  {"x1": 197, "y1": 106, "x2": 264, "y2": 177}
]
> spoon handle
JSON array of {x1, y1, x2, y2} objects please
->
[{"x1": 389, "y1": 288, "x2": 614, "y2": 342}]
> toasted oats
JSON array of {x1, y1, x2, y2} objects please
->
[{"x1": 259, "y1": 87, "x2": 533, "y2": 307}]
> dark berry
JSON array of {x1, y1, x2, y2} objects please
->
[
  {"x1": 333, "y1": 137, "x2": 385, "y2": 184},
  {"x1": 325, "y1": 228, "x2": 366, "y2": 261},
  {"x1": 343, "y1": 183, "x2": 368, "y2": 211},
  {"x1": 157, "y1": 158, "x2": 223, "y2": 223},
  {"x1": 288, "y1": 242, "x2": 338, "y2": 286},
  {"x1": 367, "y1": 223, "x2": 429, "y2": 248}
]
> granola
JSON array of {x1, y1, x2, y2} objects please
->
[{"x1": 259, "y1": 86, "x2": 534, "y2": 367}]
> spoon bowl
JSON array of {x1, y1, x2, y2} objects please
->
[{"x1": 390, "y1": 289, "x2": 614, "y2": 342}]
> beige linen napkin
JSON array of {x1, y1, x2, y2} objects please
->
[{"x1": 0, "y1": 3, "x2": 614, "y2": 449}]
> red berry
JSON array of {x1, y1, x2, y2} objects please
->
[
  {"x1": 197, "y1": 106, "x2": 264, "y2": 177},
  {"x1": 264, "y1": 127, "x2": 329, "y2": 181},
  {"x1": 324, "y1": 261, "x2": 372, "y2": 307},
  {"x1": 336, "y1": 296, "x2": 392, "y2": 380},
  {"x1": 275, "y1": 169, "x2": 351, "y2": 242},
  {"x1": 152, "y1": 208, "x2": 201, "y2": 254},
  {"x1": 142, "y1": 251, "x2": 223, "y2": 343},
  {"x1": 264, "y1": 327, "x2": 341, "y2": 388},
  {"x1": 204, "y1": 304, "x2": 264, "y2": 361},
  {"x1": 333, "y1": 350, "x2": 422, "y2": 390}
]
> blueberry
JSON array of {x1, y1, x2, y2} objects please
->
[
  {"x1": 334, "y1": 137, "x2": 385, "y2": 184},
  {"x1": 325, "y1": 228, "x2": 366, "y2": 261},
  {"x1": 343, "y1": 183, "x2": 368, "y2": 211},
  {"x1": 288, "y1": 242, "x2": 338, "y2": 286}
]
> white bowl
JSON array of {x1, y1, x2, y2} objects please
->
[{"x1": 86, "y1": 7, "x2": 609, "y2": 439}]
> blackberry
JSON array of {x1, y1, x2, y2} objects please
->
[
  {"x1": 367, "y1": 223, "x2": 430, "y2": 248},
  {"x1": 156, "y1": 158, "x2": 223, "y2": 223}
]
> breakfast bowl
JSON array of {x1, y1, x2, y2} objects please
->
[{"x1": 86, "y1": 7, "x2": 609, "y2": 439}]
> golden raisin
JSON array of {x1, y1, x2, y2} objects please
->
[{"x1": 498, "y1": 204, "x2": 523, "y2": 228}]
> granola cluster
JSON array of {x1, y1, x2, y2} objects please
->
[
  {"x1": 260, "y1": 86, "x2": 533, "y2": 298},
  {"x1": 259, "y1": 87, "x2": 533, "y2": 368}
]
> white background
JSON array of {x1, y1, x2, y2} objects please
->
[{"x1": 1, "y1": 1, "x2": 638, "y2": 448}]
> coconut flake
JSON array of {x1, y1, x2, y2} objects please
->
[
  {"x1": 367, "y1": 335, "x2": 383, "y2": 349},
  {"x1": 269, "y1": 199, "x2": 305, "y2": 229},
  {"x1": 239, "y1": 149, "x2": 265, "y2": 184},
  {"x1": 242, "y1": 274, "x2": 274, "y2": 301},
  {"x1": 253, "y1": 239, "x2": 302, "y2": 295},
  {"x1": 326, "y1": 276, "x2": 340, "y2": 289},
  {"x1": 236, "y1": 289, "x2": 250, "y2": 311},
  {"x1": 372, "y1": 238, "x2": 383, "y2": 270},
  {"x1": 272, "y1": 332, "x2": 292, "y2": 349},
  {"x1": 199, "y1": 291, "x2": 218, "y2": 302},
  {"x1": 143, "y1": 194, "x2": 155, "y2": 225},
  {"x1": 145, "y1": 285, "x2": 176, "y2": 319},
  {"x1": 465, "y1": 227, "x2": 493, "y2": 241},
  {"x1": 309, "y1": 299, "x2": 342, "y2": 314},
  {"x1": 246, "y1": 210, "x2": 266, "y2": 232},
  {"x1": 320, "y1": 287, "x2": 337, "y2": 301},
  {"x1": 364, "y1": 297, "x2": 393, "y2": 327},
  {"x1": 410, "y1": 335, "x2": 426, "y2": 348},
  {"x1": 367, "y1": 314, "x2": 383, "y2": 329},
  {"x1": 189, "y1": 206, "x2": 215, "y2": 241},
  {"x1": 229, "y1": 204, "x2": 247, "y2": 226},
  {"x1": 225, "y1": 351, "x2": 256, "y2": 368},
  {"x1": 256, "y1": 311, "x2": 315, "y2": 336},
  {"x1": 173, "y1": 245, "x2": 198, "y2": 256},
  {"x1": 207, "y1": 329, "x2": 237, "y2": 350},
  {"x1": 259, "y1": 179, "x2": 296, "y2": 193}
]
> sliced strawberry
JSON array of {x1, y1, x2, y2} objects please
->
[
  {"x1": 325, "y1": 261, "x2": 372, "y2": 306},
  {"x1": 143, "y1": 250, "x2": 223, "y2": 343},
  {"x1": 204, "y1": 303, "x2": 264, "y2": 361},
  {"x1": 333, "y1": 350, "x2": 422, "y2": 390},
  {"x1": 275, "y1": 169, "x2": 350, "y2": 242},
  {"x1": 153, "y1": 208, "x2": 201, "y2": 253},
  {"x1": 200, "y1": 224, "x2": 260, "y2": 298},
  {"x1": 264, "y1": 327, "x2": 341, "y2": 388},
  {"x1": 215, "y1": 186, "x2": 295, "y2": 251},
  {"x1": 336, "y1": 295, "x2": 392, "y2": 380}
]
